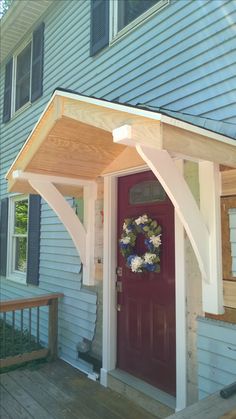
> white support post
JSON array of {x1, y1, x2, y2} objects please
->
[
  {"x1": 13, "y1": 170, "x2": 97, "y2": 286},
  {"x1": 101, "y1": 175, "x2": 117, "y2": 386},
  {"x1": 199, "y1": 162, "x2": 224, "y2": 314},
  {"x1": 83, "y1": 184, "x2": 97, "y2": 286},
  {"x1": 174, "y1": 160, "x2": 187, "y2": 411},
  {"x1": 136, "y1": 145, "x2": 210, "y2": 283}
]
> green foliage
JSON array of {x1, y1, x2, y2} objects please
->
[
  {"x1": 15, "y1": 200, "x2": 28, "y2": 234},
  {"x1": 0, "y1": 0, "x2": 13, "y2": 18},
  {"x1": 0, "y1": 319, "x2": 41, "y2": 360}
]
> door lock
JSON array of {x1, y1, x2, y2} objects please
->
[
  {"x1": 117, "y1": 304, "x2": 122, "y2": 312},
  {"x1": 116, "y1": 266, "x2": 122, "y2": 277},
  {"x1": 116, "y1": 281, "x2": 123, "y2": 293}
]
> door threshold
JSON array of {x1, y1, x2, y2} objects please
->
[{"x1": 108, "y1": 369, "x2": 175, "y2": 418}]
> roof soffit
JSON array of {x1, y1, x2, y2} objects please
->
[{"x1": 1, "y1": 0, "x2": 53, "y2": 63}]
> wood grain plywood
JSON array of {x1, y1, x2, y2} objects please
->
[
  {"x1": 163, "y1": 124, "x2": 236, "y2": 167},
  {"x1": 224, "y1": 280, "x2": 236, "y2": 309},
  {"x1": 221, "y1": 169, "x2": 236, "y2": 196},
  {"x1": 26, "y1": 117, "x2": 125, "y2": 180},
  {"x1": 221, "y1": 196, "x2": 236, "y2": 281},
  {"x1": 102, "y1": 146, "x2": 145, "y2": 175}
]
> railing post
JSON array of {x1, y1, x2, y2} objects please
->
[{"x1": 48, "y1": 298, "x2": 58, "y2": 361}]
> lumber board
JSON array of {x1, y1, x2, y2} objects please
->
[{"x1": 166, "y1": 392, "x2": 236, "y2": 419}]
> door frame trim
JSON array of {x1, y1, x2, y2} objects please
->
[{"x1": 101, "y1": 164, "x2": 187, "y2": 411}]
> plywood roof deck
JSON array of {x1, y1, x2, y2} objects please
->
[{"x1": 27, "y1": 117, "x2": 125, "y2": 180}]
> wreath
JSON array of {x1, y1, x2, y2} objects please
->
[{"x1": 119, "y1": 214, "x2": 162, "y2": 273}]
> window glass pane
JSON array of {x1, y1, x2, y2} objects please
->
[
  {"x1": 15, "y1": 43, "x2": 31, "y2": 111},
  {"x1": 14, "y1": 237, "x2": 27, "y2": 272},
  {"x1": 14, "y1": 199, "x2": 28, "y2": 234},
  {"x1": 118, "y1": 0, "x2": 159, "y2": 30},
  {"x1": 129, "y1": 180, "x2": 166, "y2": 205}
]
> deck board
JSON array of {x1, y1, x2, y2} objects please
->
[
  {"x1": 166, "y1": 392, "x2": 236, "y2": 419},
  {"x1": 1, "y1": 373, "x2": 53, "y2": 419},
  {"x1": 0, "y1": 360, "x2": 157, "y2": 419}
]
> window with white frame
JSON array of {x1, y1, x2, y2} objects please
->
[
  {"x1": 8, "y1": 196, "x2": 29, "y2": 280},
  {"x1": 90, "y1": 0, "x2": 168, "y2": 56},
  {"x1": 117, "y1": 0, "x2": 161, "y2": 32},
  {"x1": 112, "y1": 0, "x2": 169, "y2": 40}
]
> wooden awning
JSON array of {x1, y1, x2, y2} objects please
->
[
  {"x1": 6, "y1": 89, "x2": 236, "y2": 313},
  {"x1": 6, "y1": 90, "x2": 236, "y2": 195}
]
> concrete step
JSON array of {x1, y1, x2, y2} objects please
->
[{"x1": 107, "y1": 369, "x2": 175, "y2": 418}]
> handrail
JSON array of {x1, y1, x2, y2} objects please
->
[
  {"x1": 0, "y1": 293, "x2": 64, "y2": 312},
  {"x1": 0, "y1": 293, "x2": 64, "y2": 368}
]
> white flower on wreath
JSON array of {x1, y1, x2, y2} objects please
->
[
  {"x1": 150, "y1": 234, "x2": 162, "y2": 248},
  {"x1": 135, "y1": 214, "x2": 148, "y2": 225},
  {"x1": 123, "y1": 222, "x2": 131, "y2": 234},
  {"x1": 131, "y1": 256, "x2": 143, "y2": 272},
  {"x1": 144, "y1": 253, "x2": 156, "y2": 264},
  {"x1": 120, "y1": 236, "x2": 131, "y2": 244}
]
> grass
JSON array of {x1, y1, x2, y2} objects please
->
[
  {"x1": 0, "y1": 319, "x2": 40, "y2": 358},
  {"x1": 0, "y1": 319, "x2": 46, "y2": 373}
]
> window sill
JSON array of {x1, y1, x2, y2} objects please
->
[
  {"x1": 6, "y1": 273, "x2": 26, "y2": 286},
  {"x1": 11, "y1": 101, "x2": 32, "y2": 121}
]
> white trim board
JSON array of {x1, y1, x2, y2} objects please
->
[{"x1": 101, "y1": 166, "x2": 187, "y2": 411}]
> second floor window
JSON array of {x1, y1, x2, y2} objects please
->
[
  {"x1": 15, "y1": 43, "x2": 31, "y2": 112},
  {"x1": 90, "y1": 0, "x2": 168, "y2": 56},
  {"x1": 2, "y1": 22, "x2": 44, "y2": 123},
  {"x1": 118, "y1": 0, "x2": 160, "y2": 32}
]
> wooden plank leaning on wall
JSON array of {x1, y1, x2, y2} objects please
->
[{"x1": 207, "y1": 169, "x2": 236, "y2": 323}]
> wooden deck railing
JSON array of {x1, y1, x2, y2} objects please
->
[{"x1": 0, "y1": 293, "x2": 63, "y2": 369}]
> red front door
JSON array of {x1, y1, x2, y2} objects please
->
[{"x1": 117, "y1": 171, "x2": 176, "y2": 395}]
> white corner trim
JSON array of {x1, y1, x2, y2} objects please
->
[
  {"x1": 136, "y1": 145, "x2": 210, "y2": 283},
  {"x1": 199, "y1": 162, "x2": 224, "y2": 314},
  {"x1": 83, "y1": 184, "x2": 97, "y2": 286},
  {"x1": 100, "y1": 368, "x2": 108, "y2": 387}
]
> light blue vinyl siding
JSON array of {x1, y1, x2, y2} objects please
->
[
  {"x1": 0, "y1": 199, "x2": 97, "y2": 369},
  {"x1": 1, "y1": 0, "x2": 236, "y2": 194},
  {"x1": 197, "y1": 317, "x2": 236, "y2": 399},
  {"x1": 1, "y1": 0, "x2": 236, "y2": 368}
]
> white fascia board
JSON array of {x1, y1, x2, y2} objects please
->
[
  {"x1": 160, "y1": 114, "x2": 236, "y2": 148},
  {"x1": 54, "y1": 90, "x2": 235, "y2": 146},
  {"x1": 12, "y1": 170, "x2": 95, "y2": 187}
]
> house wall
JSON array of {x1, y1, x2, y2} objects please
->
[
  {"x1": 0, "y1": 197, "x2": 99, "y2": 371},
  {"x1": 0, "y1": 0, "x2": 236, "y2": 391},
  {"x1": 197, "y1": 317, "x2": 236, "y2": 399}
]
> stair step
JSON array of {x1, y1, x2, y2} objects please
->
[{"x1": 108, "y1": 369, "x2": 175, "y2": 418}]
